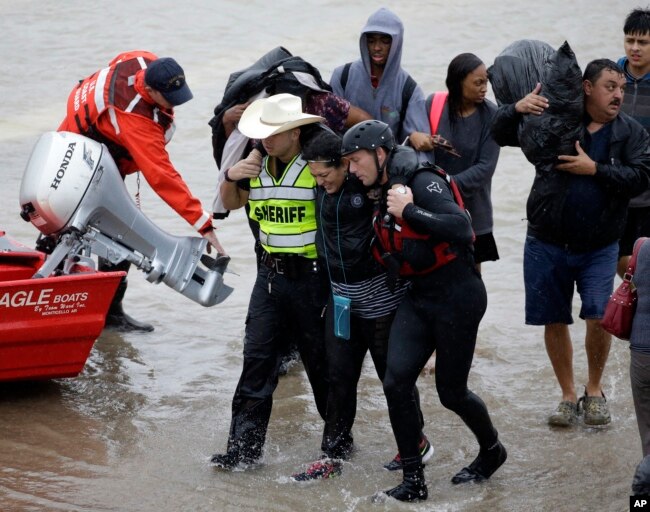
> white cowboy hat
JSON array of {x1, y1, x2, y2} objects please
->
[{"x1": 237, "y1": 93, "x2": 324, "y2": 139}]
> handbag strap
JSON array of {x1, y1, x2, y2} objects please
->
[{"x1": 625, "y1": 237, "x2": 649, "y2": 281}]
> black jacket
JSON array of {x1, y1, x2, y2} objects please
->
[
  {"x1": 315, "y1": 174, "x2": 383, "y2": 283},
  {"x1": 209, "y1": 47, "x2": 331, "y2": 168},
  {"x1": 492, "y1": 105, "x2": 650, "y2": 251}
]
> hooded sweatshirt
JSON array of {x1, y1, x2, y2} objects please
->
[
  {"x1": 330, "y1": 8, "x2": 429, "y2": 144},
  {"x1": 618, "y1": 55, "x2": 650, "y2": 208}
]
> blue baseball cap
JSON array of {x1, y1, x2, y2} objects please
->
[{"x1": 145, "y1": 57, "x2": 193, "y2": 106}]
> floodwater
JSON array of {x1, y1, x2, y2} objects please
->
[{"x1": 0, "y1": 1, "x2": 643, "y2": 510}]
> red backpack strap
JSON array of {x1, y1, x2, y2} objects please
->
[
  {"x1": 432, "y1": 166, "x2": 465, "y2": 210},
  {"x1": 432, "y1": 165, "x2": 475, "y2": 241},
  {"x1": 428, "y1": 91, "x2": 449, "y2": 135}
]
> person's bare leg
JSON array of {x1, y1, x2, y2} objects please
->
[
  {"x1": 544, "y1": 323, "x2": 577, "y2": 402},
  {"x1": 584, "y1": 318, "x2": 612, "y2": 397}
]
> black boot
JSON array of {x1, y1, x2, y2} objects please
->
[
  {"x1": 451, "y1": 439, "x2": 507, "y2": 484},
  {"x1": 382, "y1": 458, "x2": 428, "y2": 502},
  {"x1": 210, "y1": 447, "x2": 258, "y2": 470},
  {"x1": 100, "y1": 258, "x2": 154, "y2": 333},
  {"x1": 105, "y1": 302, "x2": 154, "y2": 332}
]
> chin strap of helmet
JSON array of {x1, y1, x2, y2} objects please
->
[{"x1": 372, "y1": 147, "x2": 391, "y2": 186}]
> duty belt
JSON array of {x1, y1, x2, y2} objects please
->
[{"x1": 260, "y1": 250, "x2": 319, "y2": 277}]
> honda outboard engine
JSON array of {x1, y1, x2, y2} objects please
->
[{"x1": 19, "y1": 131, "x2": 232, "y2": 306}]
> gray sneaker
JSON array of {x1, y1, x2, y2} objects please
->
[
  {"x1": 579, "y1": 392, "x2": 611, "y2": 426},
  {"x1": 548, "y1": 400, "x2": 578, "y2": 426}
]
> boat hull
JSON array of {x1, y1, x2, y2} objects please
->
[{"x1": 0, "y1": 231, "x2": 123, "y2": 381}]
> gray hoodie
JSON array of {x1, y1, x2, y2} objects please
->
[{"x1": 330, "y1": 7, "x2": 429, "y2": 144}]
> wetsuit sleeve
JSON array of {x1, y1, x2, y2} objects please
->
[
  {"x1": 490, "y1": 103, "x2": 522, "y2": 148},
  {"x1": 594, "y1": 123, "x2": 650, "y2": 198},
  {"x1": 453, "y1": 116, "x2": 500, "y2": 195},
  {"x1": 105, "y1": 110, "x2": 212, "y2": 233},
  {"x1": 402, "y1": 172, "x2": 473, "y2": 245}
]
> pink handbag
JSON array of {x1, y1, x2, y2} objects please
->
[{"x1": 601, "y1": 237, "x2": 648, "y2": 340}]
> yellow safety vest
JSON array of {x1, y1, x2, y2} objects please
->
[{"x1": 248, "y1": 154, "x2": 317, "y2": 258}]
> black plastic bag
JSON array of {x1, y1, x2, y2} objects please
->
[
  {"x1": 518, "y1": 41, "x2": 584, "y2": 172},
  {"x1": 489, "y1": 40, "x2": 584, "y2": 171},
  {"x1": 488, "y1": 39, "x2": 555, "y2": 106}
]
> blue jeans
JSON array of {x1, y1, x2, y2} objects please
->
[{"x1": 523, "y1": 236, "x2": 618, "y2": 325}]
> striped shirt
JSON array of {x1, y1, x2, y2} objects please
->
[{"x1": 331, "y1": 273, "x2": 408, "y2": 319}]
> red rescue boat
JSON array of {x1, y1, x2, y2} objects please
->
[{"x1": 0, "y1": 230, "x2": 123, "y2": 381}]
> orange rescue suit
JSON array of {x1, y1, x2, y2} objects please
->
[{"x1": 58, "y1": 50, "x2": 211, "y2": 234}]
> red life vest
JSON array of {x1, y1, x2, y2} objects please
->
[
  {"x1": 372, "y1": 167, "x2": 471, "y2": 276},
  {"x1": 65, "y1": 51, "x2": 174, "y2": 143}
]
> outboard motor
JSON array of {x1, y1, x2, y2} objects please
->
[{"x1": 19, "y1": 131, "x2": 232, "y2": 306}]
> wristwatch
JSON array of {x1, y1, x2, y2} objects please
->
[{"x1": 224, "y1": 168, "x2": 236, "y2": 183}]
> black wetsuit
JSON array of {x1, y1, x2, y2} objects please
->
[{"x1": 379, "y1": 161, "x2": 499, "y2": 465}]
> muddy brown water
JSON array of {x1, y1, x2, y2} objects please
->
[{"x1": 0, "y1": 1, "x2": 642, "y2": 510}]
